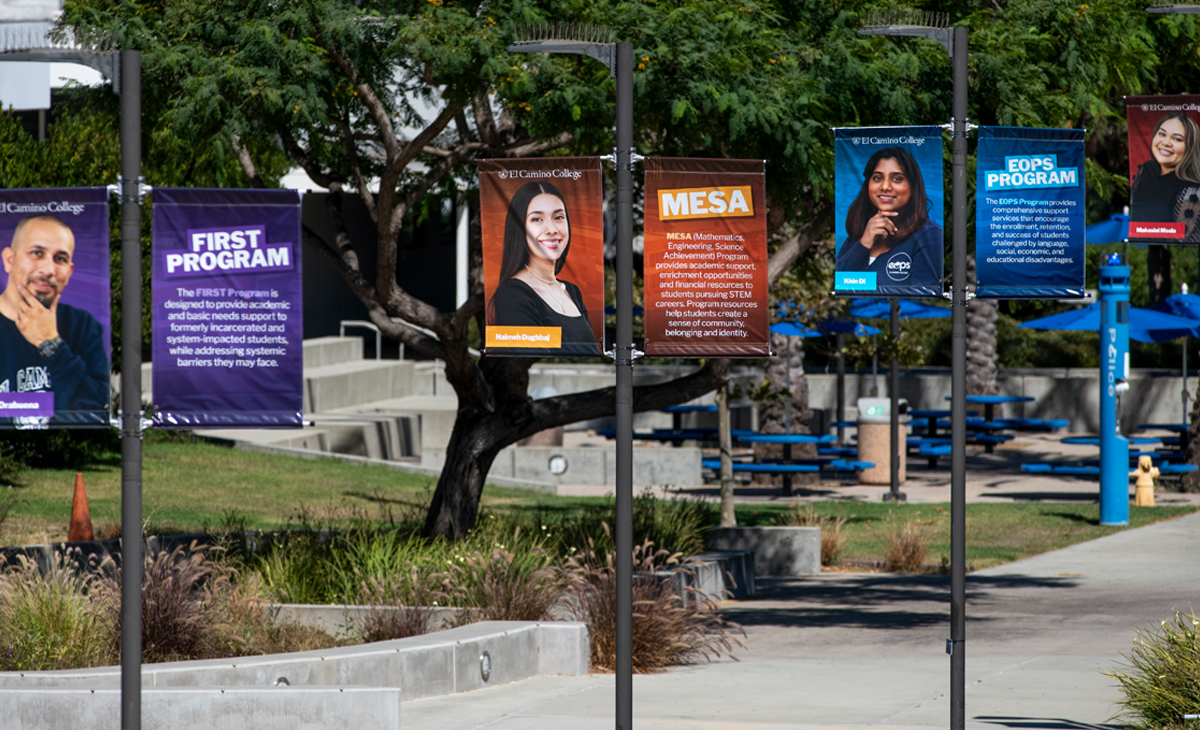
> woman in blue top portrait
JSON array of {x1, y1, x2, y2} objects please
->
[
  {"x1": 487, "y1": 181, "x2": 599, "y2": 355},
  {"x1": 836, "y1": 146, "x2": 943, "y2": 292}
]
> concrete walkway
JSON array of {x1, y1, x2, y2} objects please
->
[{"x1": 403, "y1": 509, "x2": 1200, "y2": 729}]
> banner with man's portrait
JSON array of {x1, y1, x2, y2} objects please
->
[
  {"x1": 1126, "y1": 95, "x2": 1200, "y2": 243},
  {"x1": 151, "y1": 188, "x2": 304, "y2": 428},
  {"x1": 833, "y1": 126, "x2": 945, "y2": 298},
  {"x1": 642, "y1": 157, "x2": 769, "y2": 357},
  {"x1": 0, "y1": 188, "x2": 111, "y2": 429},
  {"x1": 479, "y1": 157, "x2": 605, "y2": 357}
]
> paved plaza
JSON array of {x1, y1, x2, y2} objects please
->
[{"x1": 408, "y1": 432, "x2": 1200, "y2": 729}]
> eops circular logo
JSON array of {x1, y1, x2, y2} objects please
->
[
  {"x1": 886, "y1": 252, "x2": 912, "y2": 281},
  {"x1": 497, "y1": 170, "x2": 508, "y2": 179}
]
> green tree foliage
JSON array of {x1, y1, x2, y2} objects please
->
[{"x1": 50, "y1": 0, "x2": 1200, "y2": 534}]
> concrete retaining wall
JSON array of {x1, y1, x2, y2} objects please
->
[
  {"x1": 673, "y1": 550, "x2": 756, "y2": 603},
  {"x1": 0, "y1": 621, "x2": 589, "y2": 703},
  {"x1": 0, "y1": 686, "x2": 401, "y2": 730},
  {"x1": 269, "y1": 604, "x2": 465, "y2": 639},
  {"x1": 708, "y1": 527, "x2": 821, "y2": 576}
]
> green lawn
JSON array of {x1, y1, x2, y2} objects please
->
[
  {"x1": 2, "y1": 441, "x2": 1194, "y2": 573},
  {"x1": 731, "y1": 501, "x2": 1198, "y2": 570}
]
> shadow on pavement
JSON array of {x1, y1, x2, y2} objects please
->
[
  {"x1": 723, "y1": 574, "x2": 1083, "y2": 630},
  {"x1": 974, "y1": 716, "x2": 1124, "y2": 730}
]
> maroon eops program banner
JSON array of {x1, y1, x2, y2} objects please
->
[
  {"x1": 642, "y1": 158, "x2": 769, "y2": 357},
  {"x1": 1127, "y1": 94, "x2": 1200, "y2": 243}
]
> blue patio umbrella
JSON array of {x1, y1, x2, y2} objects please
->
[
  {"x1": 1151, "y1": 287, "x2": 1200, "y2": 424},
  {"x1": 1085, "y1": 212, "x2": 1130, "y2": 245},
  {"x1": 817, "y1": 317, "x2": 883, "y2": 337},
  {"x1": 769, "y1": 321, "x2": 823, "y2": 337},
  {"x1": 1017, "y1": 302, "x2": 1200, "y2": 343},
  {"x1": 1151, "y1": 289, "x2": 1200, "y2": 321},
  {"x1": 848, "y1": 298, "x2": 951, "y2": 319}
]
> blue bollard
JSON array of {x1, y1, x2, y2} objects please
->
[{"x1": 1099, "y1": 259, "x2": 1130, "y2": 525}]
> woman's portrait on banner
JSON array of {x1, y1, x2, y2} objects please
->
[
  {"x1": 480, "y1": 159, "x2": 604, "y2": 357},
  {"x1": 835, "y1": 140, "x2": 944, "y2": 295},
  {"x1": 1127, "y1": 101, "x2": 1200, "y2": 242}
]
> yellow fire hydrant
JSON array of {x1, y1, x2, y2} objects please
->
[{"x1": 1129, "y1": 455, "x2": 1159, "y2": 507}]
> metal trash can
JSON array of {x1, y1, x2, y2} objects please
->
[{"x1": 857, "y1": 397, "x2": 907, "y2": 485}]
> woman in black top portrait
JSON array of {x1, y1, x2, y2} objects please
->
[
  {"x1": 487, "y1": 181, "x2": 600, "y2": 355},
  {"x1": 1130, "y1": 111, "x2": 1200, "y2": 241}
]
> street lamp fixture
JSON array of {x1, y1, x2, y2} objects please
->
[
  {"x1": 508, "y1": 26, "x2": 639, "y2": 730},
  {"x1": 1147, "y1": 3, "x2": 1200, "y2": 12},
  {"x1": 857, "y1": 11, "x2": 971, "y2": 730}
]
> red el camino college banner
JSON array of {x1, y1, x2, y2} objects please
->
[
  {"x1": 1127, "y1": 95, "x2": 1200, "y2": 243},
  {"x1": 642, "y1": 158, "x2": 769, "y2": 357},
  {"x1": 479, "y1": 157, "x2": 604, "y2": 357}
]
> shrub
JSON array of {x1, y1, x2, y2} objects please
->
[
  {"x1": 1108, "y1": 609, "x2": 1200, "y2": 729},
  {"x1": 776, "y1": 505, "x2": 848, "y2": 566},
  {"x1": 0, "y1": 430, "x2": 119, "y2": 474},
  {"x1": 0, "y1": 551, "x2": 113, "y2": 671},
  {"x1": 99, "y1": 542, "x2": 231, "y2": 663},
  {"x1": 562, "y1": 540, "x2": 743, "y2": 673},
  {"x1": 885, "y1": 521, "x2": 930, "y2": 573},
  {"x1": 219, "y1": 571, "x2": 340, "y2": 656},
  {"x1": 446, "y1": 547, "x2": 561, "y2": 624},
  {"x1": 358, "y1": 564, "x2": 449, "y2": 643}
]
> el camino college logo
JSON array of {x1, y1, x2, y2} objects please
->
[{"x1": 886, "y1": 252, "x2": 912, "y2": 281}]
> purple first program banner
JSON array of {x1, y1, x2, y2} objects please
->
[{"x1": 152, "y1": 188, "x2": 303, "y2": 428}]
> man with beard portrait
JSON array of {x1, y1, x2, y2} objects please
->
[{"x1": 0, "y1": 214, "x2": 109, "y2": 428}]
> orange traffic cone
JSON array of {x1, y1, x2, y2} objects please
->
[{"x1": 68, "y1": 472, "x2": 94, "y2": 542}]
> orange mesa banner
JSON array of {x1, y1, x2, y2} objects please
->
[
  {"x1": 480, "y1": 157, "x2": 605, "y2": 357},
  {"x1": 643, "y1": 158, "x2": 769, "y2": 357}
]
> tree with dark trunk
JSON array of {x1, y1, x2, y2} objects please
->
[
  {"x1": 1148, "y1": 246, "x2": 1173, "y2": 307},
  {"x1": 64, "y1": 0, "x2": 832, "y2": 537},
  {"x1": 964, "y1": 255, "x2": 1000, "y2": 401}
]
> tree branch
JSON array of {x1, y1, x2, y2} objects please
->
[
  {"x1": 278, "y1": 128, "x2": 338, "y2": 189},
  {"x1": 334, "y1": 113, "x2": 377, "y2": 221},
  {"x1": 230, "y1": 133, "x2": 264, "y2": 188},
  {"x1": 766, "y1": 210, "x2": 832, "y2": 288},
  {"x1": 302, "y1": 223, "x2": 446, "y2": 359},
  {"x1": 522, "y1": 359, "x2": 733, "y2": 438},
  {"x1": 328, "y1": 47, "x2": 401, "y2": 162}
]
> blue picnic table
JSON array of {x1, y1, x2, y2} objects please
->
[
  {"x1": 709, "y1": 432, "x2": 862, "y2": 495},
  {"x1": 944, "y1": 395, "x2": 1036, "y2": 452},
  {"x1": 1136, "y1": 423, "x2": 1191, "y2": 453},
  {"x1": 662, "y1": 404, "x2": 718, "y2": 431}
]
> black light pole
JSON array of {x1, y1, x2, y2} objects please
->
[
  {"x1": 118, "y1": 50, "x2": 144, "y2": 730},
  {"x1": 887, "y1": 299, "x2": 905, "y2": 501},
  {"x1": 507, "y1": 29, "x2": 637, "y2": 730},
  {"x1": 859, "y1": 12, "x2": 968, "y2": 730},
  {"x1": 0, "y1": 45, "x2": 143, "y2": 730},
  {"x1": 835, "y1": 332, "x2": 846, "y2": 444}
]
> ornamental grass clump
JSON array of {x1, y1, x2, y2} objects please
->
[
  {"x1": 445, "y1": 546, "x2": 562, "y2": 625},
  {"x1": 1107, "y1": 609, "x2": 1200, "y2": 729},
  {"x1": 99, "y1": 542, "x2": 231, "y2": 663},
  {"x1": 0, "y1": 551, "x2": 112, "y2": 671},
  {"x1": 777, "y1": 504, "x2": 849, "y2": 566},
  {"x1": 885, "y1": 520, "x2": 931, "y2": 573},
  {"x1": 562, "y1": 538, "x2": 743, "y2": 673},
  {"x1": 358, "y1": 564, "x2": 450, "y2": 643}
]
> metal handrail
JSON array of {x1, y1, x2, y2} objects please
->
[{"x1": 339, "y1": 320, "x2": 382, "y2": 360}]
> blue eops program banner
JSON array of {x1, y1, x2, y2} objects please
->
[
  {"x1": 834, "y1": 126, "x2": 945, "y2": 298},
  {"x1": 975, "y1": 127, "x2": 1086, "y2": 299},
  {"x1": 151, "y1": 188, "x2": 304, "y2": 428}
]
